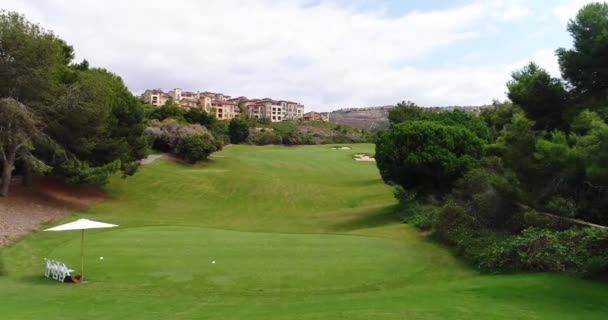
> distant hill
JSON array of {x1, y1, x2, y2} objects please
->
[
  {"x1": 329, "y1": 104, "x2": 493, "y2": 131},
  {"x1": 329, "y1": 106, "x2": 393, "y2": 131}
]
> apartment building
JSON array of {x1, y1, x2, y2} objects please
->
[
  {"x1": 142, "y1": 88, "x2": 305, "y2": 122},
  {"x1": 213, "y1": 100, "x2": 240, "y2": 120},
  {"x1": 143, "y1": 89, "x2": 170, "y2": 106}
]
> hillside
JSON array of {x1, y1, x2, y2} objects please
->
[
  {"x1": 329, "y1": 105, "x2": 493, "y2": 131},
  {"x1": 330, "y1": 106, "x2": 392, "y2": 131}
]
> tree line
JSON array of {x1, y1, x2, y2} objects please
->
[
  {"x1": 375, "y1": 3, "x2": 608, "y2": 276},
  {"x1": 145, "y1": 101, "x2": 374, "y2": 148},
  {"x1": 0, "y1": 9, "x2": 374, "y2": 197},
  {"x1": 0, "y1": 11, "x2": 147, "y2": 196}
]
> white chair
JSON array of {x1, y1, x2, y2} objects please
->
[
  {"x1": 50, "y1": 260, "x2": 60, "y2": 280},
  {"x1": 43, "y1": 258, "x2": 52, "y2": 278},
  {"x1": 57, "y1": 262, "x2": 74, "y2": 282},
  {"x1": 44, "y1": 259, "x2": 75, "y2": 282}
]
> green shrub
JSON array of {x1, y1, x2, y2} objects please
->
[
  {"x1": 408, "y1": 209, "x2": 437, "y2": 231},
  {"x1": 375, "y1": 120, "x2": 485, "y2": 195},
  {"x1": 54, "y1": 159, "x2": 121, "y2": 186},
  {"x1": 469, "y1": 227, "x2": 608, "y2": 275},
  {"x1": 433, "y1": 201, "x2": 476, "y2": 245},
  {"x1": 121, "y1": 160, "x2": 141, "y2": 178},
  {"x1": 522, "y1": 210, "x2": 577, "y2": 231},
  {"x1": 247, "y1": 129, "x2": 282, "y2": 145},
  {"x1": 175, "y1": 135, "x2": 222, "y2": 163},
  {"x1": 229, "y1": 118, "x2": 249, "y2": 144},
  {"x1": 450, "y1": 167, "x2": 521, "y2": 230},
  {"x1": 544, "y1": 196, "x2": 578, "y2": 218}
]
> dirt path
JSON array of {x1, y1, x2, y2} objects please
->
[
  {"x1": 141, "y1": 154, "x2": 165, "y2": 164},
  {"x1": 0, "y1": 176, "x2": 104, "y2": 247}
]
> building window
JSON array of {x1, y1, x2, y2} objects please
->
[{"x1": 272, "y1": 116, "x2": 276, "y2": 120}]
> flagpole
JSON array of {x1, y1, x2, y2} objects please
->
[{"x1": 81, "y1": 229, "x2": 84, "y2": 280}]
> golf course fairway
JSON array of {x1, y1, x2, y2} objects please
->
[{"x1": 1, "y1": 144, "x2": 607, "y2": 319}]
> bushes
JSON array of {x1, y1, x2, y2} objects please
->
[
  {"x1": 375, "y1": 120, "x2": 485, "y2": 195},
  {"x1": 54, "y1": 159, "x2": 121, "y2": 186},
  {"x1": 392, "y1": 187, "x2": 439, "y2": 231},
  {"x1": 247, "y1": 129, "x2": 282, "y2": 145},
  {"x1": 175, "y1": 135, "x2": 222, "y2": 163},
  {"x1": 394, "y1": 159, "x2": 608, "y2": 278},
  {"x1": 228, "y1": 118, "x2": 249, "y2": 144},
  {"x1": 475, "y1": 228, "x2": 608, "y2": 275},
  {"x1": 145, "y1": 119, "x2": 222, "y2": 162}
]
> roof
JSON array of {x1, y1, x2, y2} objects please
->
[{"x1": 212, "y1": 100, "x2": 237, "y2": 106}]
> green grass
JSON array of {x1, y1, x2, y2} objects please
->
[{"x1": 1, "y1": 144, "x2": 607, "y2": 319}]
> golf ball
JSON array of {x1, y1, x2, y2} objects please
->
[
  {"x1": 212, "y1": 261, "x2": 216, "y2": 264},
  {"x1": 99, "y1": 256, "x2": 104, "y2": 260}
]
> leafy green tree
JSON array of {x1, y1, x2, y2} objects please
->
[
  {"x1": 175, "y1": 135, "x2": 222, "y2": 163},
  {"x1": 388, "y1": 101, "x2": 491, "y2": 140},
  {"x1": 557, "y1": 2, "x2": 608, "y2": 98},
  {"x1": 42, "y1": 68, "x2": 147, "y2": 177},
  {"x1": 375, "y1": 121, "x2": 485, "y2": 195},
  {"x1": 54, "y1": 159, "x2": 120, "y2": 186},
  {"x1": 507, "y1": 62, "x2": 569, "y2": 130},
  {"x1": 184, "y1": 108, "x2": 215, "y2": 126},
  {"x1": 387, "y1": 101, "x2": 423, "y2": 125},
  {"x1": 147, "y1": 102, "x2": 185, "y2": 122},
  {"x1": 425, "y1": 110, "x2": 491, "y2": 141},
  {"x1": 480, "y1": 101, "x2": 521, "y2": 140},
  {"x1": 228, "y1": 118, "x2": 250, "y2": 144},
  {"x1": 0, "y1": 98, "x2": 48, "y2": 196},
  {"x1": 0, "y1": 11, "x2": 69, "y2": 104},
  {"x1": 493, "y1": 113, "x2": 540, "y2": 190}
]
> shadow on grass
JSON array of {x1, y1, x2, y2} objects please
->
[
  {"x1": 18, "y1": 274, "x2": 59, "y2": 285},
  {"x1": 331, "y1": 205, "x2": 400, "y2": 231}
]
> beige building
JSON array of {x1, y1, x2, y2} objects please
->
[
  {"x1": 143, "y1": 89, "x2": 170, "y2": 106},
  {"x1": 142, "y1": 88, "x2": 304, "y2": 122},
  {"x1": 213, "y1": 101, "x2": 240, "y2": 120}
]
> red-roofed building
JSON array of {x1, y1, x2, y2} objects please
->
[{"x1": 142, "y1": 88, "x2": 304, "y2": 121}]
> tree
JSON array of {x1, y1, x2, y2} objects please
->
[
  {"x1": 507, "y1": 62, "x2": 569, "y2": 130},
  {"x1": 557, "y1": 2, "x2": 608, "y2": 98},
  {"x1": 228, "y1": 118, "x2": 249, "y2": 144},
  {"x1": 0, "y1": 11, "x2": 69, "y2": 104},
  {"x1": 424, "y1": 110, "x2": 491, "y2": 141},
  {"x1": 480, "y1": 101, "x2": 521, "y2": 140},
  {"x1": 175, "y1": 135, "x2": 222, "y2": 163},
  {"x1": 494, "y1": 113, "x2": 541, "y2": 190},
  {"x1": 184, "y1": 108, "x2": 215, "y2": 126},
  {"x1": 148, "y1": 102, "x2": 185, "y2": 122},
  {"x1": 375, "y1": 121, "x2": 484, "y2": 195},
  {"x1": 0, "y1": 98, "x2": 46, "y2": 196},
  {"x1": 40, "y1": 68, "x2": 147, "y2": 178},
  {"x1": 387, "y1": 101, "x2": 423, "y2": 125}
]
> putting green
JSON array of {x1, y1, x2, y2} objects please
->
[
  {"x1": 1, "y1": 144, "x2": 607, "y2": 319},
  {"x1": 50, "y1": 226, "x2": 461, "y2": 292}
]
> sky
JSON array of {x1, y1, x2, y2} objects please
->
[{"x1": 1, "y1": 0, "x2": 600, "y2": 111}]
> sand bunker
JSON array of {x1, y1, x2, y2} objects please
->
[
  {"x1": 331, "y1": 146, "x2": 352, "y2": 150},
  {"x1": 354, "y1": 154, "x2": 375, "y2": 162}
]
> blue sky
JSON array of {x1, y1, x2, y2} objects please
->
[{"x1": 1, "y1": 0, "x2": 596, "y2": 111}]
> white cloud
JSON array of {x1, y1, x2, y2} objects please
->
[
  {"x1": 501, "y1": 6, "x2": 531, "y2": 21},
  {"x1": 1, "y1": 0, "x2": 548, "y2": 110},
  {"x1": 555, "y1": 0, "x2": 596, "y2": 23}
]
